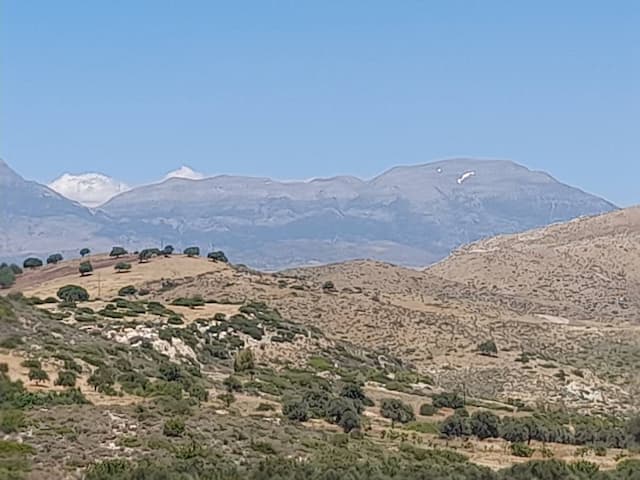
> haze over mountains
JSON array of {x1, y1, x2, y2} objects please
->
[{"x1": 1, "y1": 157, "x2": 617, "y2": 269}]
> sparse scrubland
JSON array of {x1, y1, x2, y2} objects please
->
[{"x1": 1, "y1": 220, "x2": 639, "y2": 478}]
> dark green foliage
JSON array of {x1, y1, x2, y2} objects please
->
[
  {"x1": 162, "y1": 417, "x2": 186, "y2": 437},
  {"x1": 28, "y1": 368, "x2": 49, "y2": 384},
  {"x1": 478, "y1": 340, "x2": 498, "y2": 356},
  {"x1": 440, "y1": 413, "x2": 472, "y2": 437},
  {"x1": 80, "y1": 247, "x2": 91, "y2": 257},
  {"x1": 207, "y1": 250, "x2": 228, "y2": 262},
  {"x1": 470, "y1": 410, "x2": 500, "y2": 439},
  {"x1": 509, "y1": 442, "x2": 534, "y2": 458},
  {"x1": 46, "y1": 253, "x2": 63, "y2": 265},
  {"x1": 23, "y1": 257, "x2": 43, "y2": 269},
  {"x1": 223, "y1": 375, "x2": 243, "y2": 392},
  {"x1": 172, "y1": 296, "x2": 205, "y2": 308},
  {"x1": 419, "y1": 403, "x2": 439, "y2": 416},
  {"x1": 8, "y1": 264, "x2": 23, "y2": 275},
  {"x1": 0, "y1": 410, "x2": 25, "y2": 434},
  {"x1": 54, "y1": 370, "x2": 77, "y2": 387},
  {"x1": 183, "y1": 246, "x2": 200, "y2": 257},
  {"x1": 627, "y1": 415, "x2": 640, "y2": 445},
  {"x1": 118, "y1": 285, "x2": 137, "y2": 296},
  {"x1": 322, "y1": 280, "x2": 336, "y2": 291},
  {"x1": 303, "y1": 388, "x2": 333, "y2": 418},
  {"x1": 380, "y1": 398, "x2": 415, "y2": 425},
  {"x1": 282, "y1": 398, "x2": 309, "y2": 422},
  {"x1": 109, "y1": 246, "x2": 128, "y2": 258},
  {"x1": 233, "y1": 348, "x2": 255, "y2": 373},
  {"x1": 88, "y1": 367, "x2": 116, "y2": 393},
  {"x1": 0, "y1": 266, "x2": 16, "y2": 288},
  {"x1": 79, "y1": 260, "x2": 93, "y2": 276},
  {"x1": 340, "y1": 382, "x2": 373, "y2": 407},
  {"x1": 114, "y1": 262, "x2": 132, "y2": 273},
  {"x1": 432, "y1": 392, "x2": 465, "y2": 409},
  {"x1": 217, "y1": 392, "x2": 236, "y2": 408},
  {"x1": 162, "y1": 245, "x2": 174, "y2": 256},
  {"x1": 57, "y1": 284, "x2": 89, "y2": 302},
  {"x1": 138, "y1": 249, "x2": 154, "y2": 263}
]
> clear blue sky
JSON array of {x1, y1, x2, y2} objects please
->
[{"x1": 1, "y1": 1, "x2": 638, "y2": 205}]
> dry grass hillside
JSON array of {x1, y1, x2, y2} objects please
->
[
  {"x1": 428, "y1": 206, "x2": 640, "y2": 324},
  {"x1": 3, "y1": 223, "x2": 640, "y2": 477}
]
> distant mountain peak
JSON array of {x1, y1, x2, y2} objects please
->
[
  {"x1": 48, "y1": 172, "x2": 130, "y2": 208},
  {"x1": 163, "y1": 166, "x2": 206, "y2": 181}
]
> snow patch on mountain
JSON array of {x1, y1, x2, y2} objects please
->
[
  {"x1": 49, "y1": 173, "x2": 130, "y2": 208},
  {"x1": 163, "y1": 166, "x2": 206, "y2": 181},
  {"x1": 457, "y1": 171, "x2": 476, "y2": 184}
]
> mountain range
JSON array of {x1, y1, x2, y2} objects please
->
[{"x1": 0, "y1": 158, "x2": 618, "y2": 269}]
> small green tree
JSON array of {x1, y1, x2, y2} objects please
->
[
  {"x1": 55, "y1": 370, "x2": 77, "y2": 387},
  {"x1": 163, "y1": 417, "x2": 185, "y2": 437},
  {"x1": 217, "y1": 392, "x2": 236, "y2": 408},
  {"x1": 118, "y1": 285, "x2": 137, "y2": 296},
  {"x1": 162, "y1": 245, "x2": 174, "y2": 256},
  {"x1": 80, "y1": 248, "x2": 91, "y2": 257},
  {"x1": 432, "y1": 392, "x2": 465, "y2": 409},
  {"x1": 478, "y1": 339, "x2": 498, "y2": 356},
  {"x1": 470, "y1": 410, "x2": 501, "y2": 439},
  {"x1": 223, "y1": 375, "x2": 243, "y2": 392},
  {"x1": 109, "y1": 246, "x2": 128, "y2": 258},
  {"x1": 440, "y1": 413, "x2": 472, "y2": 437},
  {"x1": 233, "y1": 348, "x2": 255, "y2": 373},
  {"x1": 28, "y1": 367, "x2": 49, "y2": 385},
  {"x1": 183, "y1": 246, "x2": 200, "y2": 257},
  {"x1": 114, "y1": 262, "x2": 132, "y2": 273},
  {"x1": 380, "y1": 398, "x2": 415, "y2": 426},
  {"x1": 282, "y1": 399, "x2": 309, "y2": 422},
  {"x1": 338, "y1": 409, "x2": 361, "y2": 433},
  {"x1": 0, "y1": 409, "x2": 25, "y2": 434},
  {"x1": 627, "y1": 415, "x2": 640, "y2": 445},
  {"x1": 207, "y1": 251, "x2": 228, "y2": 263},
  {"x1": 46, "y1": 253, "x2": 64, "y2": 265},
  {"x1": 138, "y1": 249, "x2": 153, "y2": 263},
  {"x1": 419, "y1": 403, "x2": 439, "y2": 416},
  {"x1": 0, "y1": 267, "x2": 16, "y2": 289},
  {"x1": 57, "y1": 285, "x2": 89, "y2": 303},
  {"x1": 79, "y1": 261, "x2": 93, "y2": 276},
  {"x1": 9, "y1": 264, "x2": 23, "y2": 275},
  {"x1": 23, "y1": 257, "x2": 43, "y2": 269}
]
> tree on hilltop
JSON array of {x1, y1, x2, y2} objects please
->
[
  {"x1": 23, "y1": 257, "x2": 43, "y2": 269},
  {"x1": 80, "y1": 248, "x2": 91, "y2": 257},
  {"x1": 109, "y1": 247, "x2": 128, "y2": 258},
  {"x1": 79, "y1": 261, "x2": 93, "y2": 277}
]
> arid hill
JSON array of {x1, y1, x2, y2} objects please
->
[{"x1": 428, "y1": 206, "x2": 640, "y2": 324}]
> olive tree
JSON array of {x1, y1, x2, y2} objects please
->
[
  {"x1": 46, "y1": 253, "x2": 64, "y2": 265},
  {"x1": 80, "y1": 248, "x2": 91, "y2": 257},
  {"x1": 183, "y1": 246, "x2": 200, "y2": 257},
  {"x1": 57, "y1": 285, "x2": 89, "y2": 303},
  {"x1": 23, "y1": 257, "x2": 43, "y2": 269},
  {"x1": 79, "y1": 261, "x2": 93, "y2": 276},
  {"x1": 380, "y1": 398, "x2": 415, "y2": 426},
  {"x1": 109, "y1": 246, "x2": 128, "y2": 258}
]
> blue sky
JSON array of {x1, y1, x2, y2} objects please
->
[{"x1": 1, "y1": 1, "x2": 638, "y2": 205}]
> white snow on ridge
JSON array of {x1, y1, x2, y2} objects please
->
[
  {"x1": 163, "y1": 166, "x2": 206, "y2": 181},
  {"x1": 49, "y1": 173, "x2": 131, "y2": 207},
  {"x1": 456, "y1": 171, "x2": 476, "y2": 184}
]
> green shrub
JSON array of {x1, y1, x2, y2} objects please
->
[
  {"x1": 54, "y1": 370, "x2": 77, "y2": 387},
  {"x1": 432, "y1": 392, "x2": 464, "y2": 409},
  {"x1": 440, "y1": 413, "x2": 471, "y2": 437},
  {"x1": 510, "y1": 442, "x2": 534, "y2": 457},
  {"x1": 0, "y1": 410, "x2": 25, "y2": 433},
  {"x1": 380, "y1": 398, "x2": 415, "y2": 425},
  {"x1": 57, "y1": 284, "x2": 89, "y2": 303},
  {"x1": 419, "y1": 403, "x2": 439, "y2": 416},
  {"x1": 282, "y1": 399, "x2": 309, "y2": 422},
  {"x1": 162, "y1": 417, "x2": 185, "y2": 437},
  {"x1": 79, "y1": 260, "x2": 93, "y2": 276},
  {"x1": 470, "y1": 410, "x2": 500, "y2": 439}
]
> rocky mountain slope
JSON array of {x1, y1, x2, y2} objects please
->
[
  {"x1": 1, "y1": 158, "x2": 617, "y2": 268},
  {"x1": 0, "y1": 159, "x2": 116, "y2": 259}
]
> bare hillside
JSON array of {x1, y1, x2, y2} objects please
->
[{"x1": 428, "y1": 207, "x2": 640, "y2": 323}]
